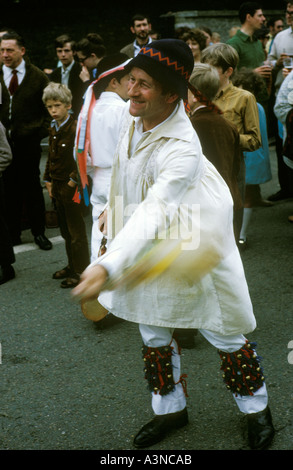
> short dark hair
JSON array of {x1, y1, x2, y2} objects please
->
[
  {"x1": 182, "y1": 29, "x2": 207, "y2": 51},
  {"x1": 1, "y1": 31, "x2": 25, "y2": 47},
  {"x1": 267, "y1": 17, "x2": 284, "y2": 28},
  {"x1": 239, "y1": 2, "x2": 263, "y2": 24},
  {"x1": 55, "y1": 34, "x2": 76, "y2": 51},
  {"x1": 76, "y1": 33, "x2": 106, "y2": 58},
  {"x1": 131, "y1": 14, "x2": 150, "y2": 26},
  {"x1": 232, "y1": 67, "x2": 265, "y2": 97}
]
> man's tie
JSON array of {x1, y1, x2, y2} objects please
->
[{"x1": 9, "y1": 69, "x2": 18, "y2": 95}]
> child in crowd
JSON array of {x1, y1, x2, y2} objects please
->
[
  {"x1": 42, "y1": 82, "x2": 90, "y2": 288},
  {"x1": 201, "y1": 43, "x2": 262, "y2": 248},
  {"x1": 188, "y1": 63, "x2": 243, "y2": 220},
  {"x1": 232, "y1": 68, "x2": 272, "y2": 245}
]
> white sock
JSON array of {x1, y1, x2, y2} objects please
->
[{"x1": 240, "y1": 208, "x2": 253, "y2": 241}]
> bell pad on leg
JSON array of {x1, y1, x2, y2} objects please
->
[
  {"x1": 142, "y1": 344, "x2": 175, "y2": 396},
  {"x1": 218, "y1": 341, "x2": 265, "y2": 396}
]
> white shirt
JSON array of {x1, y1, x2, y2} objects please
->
[
  {"x1": 61, "y1": 60, "x2": 75, "y2": 86},
  {"x1": 3, "y1": 59, "x2": 26, "y2": 90},
  {"x1": 90, "y1": 91, "x2": 128, "y2": 168},
  {"x1": 133, "y1": 37, "x2": 152, "y2": 56},
  {"x1": 130, "y1": 103, "x2": 179, "y2": 156},
  {"x1": 268, "y1": 27, "x2": 293, "y2": 93}
]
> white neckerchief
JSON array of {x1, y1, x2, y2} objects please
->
[{"x1": 130, "y1": 103, "x2": 179, "y2": 157}]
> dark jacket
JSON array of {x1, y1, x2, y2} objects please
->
[
  {"x1": 50, "y1": 61, "x2": 87, "y2": 118},
  {"x1": 44, "y1": 115, "x2": 78, "y2": 183},
  {"x1": 190, "y1": 107, "x2": 243, "y2": 210},
  {"x1": 0, "y1": 61, "x2": 51, "y2": 141}
]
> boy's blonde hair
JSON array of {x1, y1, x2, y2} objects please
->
[
  {"x1": 190, "y1": 63, "x2": 220, "y2": 101},
  {"x1": 201, "y1": 43, "x2": 239, "y2": 72},
  {"x1": 42, "y1": 82, "x2": 72, "y2": 106}
]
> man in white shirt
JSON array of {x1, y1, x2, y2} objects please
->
[
  {"x1": 268, "y1": 1, "x2": 293, "y2": 201},
  {"x1": 86, "y1": 53, "x2": 130, "y2": 262},
  {"x1": 74, "y1": 39, "x2": 274, "y2": 451}
]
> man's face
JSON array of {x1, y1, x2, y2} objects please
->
[
  {"x1": 249, "y1": 9, "x2": 266, "y2": 31},
  {"x1": 127, "y1": 67, "x2": 177, "y2": 130},
  {"x1": 272, "y1": 20, "x2": 284, "y2": 36},
  {"x1": 131, "y1": 19, "x2": 150, "y2": 42},
  {"x1": 76, "y1": 51, "x2": 97, "y2": 71},
  {"x1": 115, "y1": 74, "x2": 130, "y2": 101},
  {"x1": 1, "y1": 39, "x2": 25, "y2": 68},
  {"x1": 56, "y1": 42, "x2": 74, "y2": 67},
  {"x1": 286, "y1": 4, "x2": 293, "y2": 26}
]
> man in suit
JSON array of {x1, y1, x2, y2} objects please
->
[
  {"x1": 49, "y1": 34, "x2": 87, "y2": 119},
  {"x1": 0, "y1": 121, "x2": 15, "y2": 284},
  {"x1": 0, "y1": 31, "x2": 52, "y2": 250},
  {"x1": 120, "y1": 14, "x2": 152, "y2": 58}
]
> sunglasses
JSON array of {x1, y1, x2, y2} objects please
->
[{"x1": 77, "y1": 55, "x2": 90, "y2": 63}]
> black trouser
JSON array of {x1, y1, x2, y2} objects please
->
[
  {"x1": 3, "y1": 136, "x2": 46, "y2": 242},
  {"x1": 0, "y1": 176, "x2": 15, "y2": 266},
  {"x1": 52, "y1": 180, "x2": 90, "y2": 274}
]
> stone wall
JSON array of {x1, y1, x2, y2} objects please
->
[{"x1": 160, "y1": 10, "x2": 285, "y2": 43}]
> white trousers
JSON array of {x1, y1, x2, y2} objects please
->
[{"x1": 139, "y1": 324, "x2": 268, "y2": 416}]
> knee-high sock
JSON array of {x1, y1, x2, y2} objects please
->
[
  {"x1": 199, "y1": 329, "x2": 268, "y2": 414},
  {"x1": 240, "y1": 208, "x2": 253, "y2": 241},
  {"x1": 139, "y1": 324, "x2": 186, "y2": 415}
]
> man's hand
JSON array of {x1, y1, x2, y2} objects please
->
[
  {"x1": 254, "y1": 65, "x2": 272, "y2": 78},
  {"x1": 72, "y1": 265, "x2": 108, "y2": 302},
  {"x1": 45, "y1": 181, "x2": 52, "y2": 198},
  {"x1": 79, "y1": 65, "x2": 90, "y2": 82},
  {"x1": 98, "y1": 209, "x2": 107, "y2": 235}
]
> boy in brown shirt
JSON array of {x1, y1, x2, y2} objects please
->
[{"x1": 43, "y1": 82, "x2": 89, "y2": 287}]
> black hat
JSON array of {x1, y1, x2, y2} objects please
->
[
  {"x1": 125, "y1": 39, "x2": 194, "y2": 100},
  {"x1": 93, "y1": 52, "x2": 130, "y2": 98}
]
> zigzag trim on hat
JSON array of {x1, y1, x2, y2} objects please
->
[{"x1": 139, "y1": 46, "x2": 191, "y2": 80}]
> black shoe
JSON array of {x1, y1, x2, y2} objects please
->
[
  {"x1": 0, "y1": 265, "x2": 15, "y2": 285},
  {"x1": 238, "y1": 238, "x2": 248, "y2": 251},
  {"x1": 34, "y1": 234, "x2": 52, "y2": 250},
  {"x1": 267, "y1": 190, "x2": 293, "y2": 202},
  {"x1": 133, "y1": 408, "x2": 188, "y2": 449},
  {"x1": 12, "y1": 236, "x2": 22, "y2": 246},
  {"x1": 246, "y1": 406, "x2": 275, "y2": 450}
]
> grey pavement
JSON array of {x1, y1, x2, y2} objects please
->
[{"x1": 0, "y1": 141, "x2": 293, "y2": 452}]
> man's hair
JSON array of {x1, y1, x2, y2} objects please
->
[
  {"x1": 267, "y1": 17, "x2": 283, "y2": 28},
  {"x1": 239, "y1": 2, "x2": 263, "y2": 24},
  {"x1": 1, "y1": 31, "x2": 25, "y2": 47},
  {"x1": 42, "y1": 82, "x2": 72, "y2": 106},
  {"x1": 76, "y1": 33, "x2": 106, "y2": 58},
  {"x1": 182, "y1": 29, "x2": 207, "y2": 52},
  {"x1": 55, "y1": 34, "x2": 76, "y2": 51},
  {"x1": 201, "y1": 43, "x2": 239, "y2": 72},
  {"x1": 131, "y1": 14, "x2": 150, "y2": 26},
  {"x1": 232, "y1": 67, "x2": 265, "y2": 97},
  {"x1": 189, "y1": 64, "x2": 220, "y2": 101}
]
